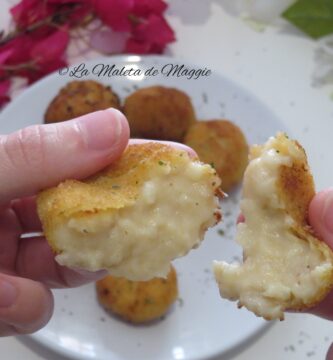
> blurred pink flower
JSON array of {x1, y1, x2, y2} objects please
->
[
  {"x1": 30, "y1": 27, "x2": 69, "y2": 65},
  {"x1": 0, "y1": 80, "x2": 11, "y2": 107},
  {"x1": 126, "y1": 14, "x2": 175, "y2": 54},
  {"x1": 10, "y1": 0, "x2": 53, "y2": 28},
  {"x1": 133, "y1": 0, "x2": 167, "y2": 17},
  {"x1": 93, "y1": 0, "x2": 134, "y2": 31}
]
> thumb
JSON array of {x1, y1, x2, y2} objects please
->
[
  {"x1": 0, "y1": 273, "x2": 53, "y2": 336},
  {"x1": 0, "y1": 108, "x2": 129, "y2": 204},
  {"x1": 309, "y1": 188, "x2": 333, "y2": 248}
]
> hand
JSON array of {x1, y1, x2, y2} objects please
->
[
  {"x1": 306, "y1": 188, "x2": 333, "y2": 360},
  {"x1": 306, "y1": 188, "x2": 333, "y2": 319},
  {"x1": 0, "y1": 108, "x2": 130, "y2": 336}
]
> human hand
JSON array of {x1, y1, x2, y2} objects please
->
[
  {"x1": 304, "y1": 188, "x2": 333, "y2": 360},
  {"x1": 0, "y1": 108, "x2": 131, "y2": 336},
  {"x1": 305, "y1": 188, "x2": 333, "y2": 319}
]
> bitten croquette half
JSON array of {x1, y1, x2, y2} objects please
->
[
  {"x1": 184, "y1": 120, "x2": 248, "y2": 192},
  {"x1": 44, "y1": 80, "x2": 121, "y2": 123},
  {"x1": 124, "y1": 86, "x2": 196, "y2": 141},
  {"x1": 37, "y1": 143, "x2": 222, "y2": 281},
  {"x1": 96, "y1": 265, "x2": 178, "y2": 323},
  {"x1": 213, "y1": 133, "x2": 333, "y2": 320}
]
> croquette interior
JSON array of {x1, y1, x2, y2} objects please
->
[
  {"x1": 213, "y1": 133, "x2": 333, "y2": 320},
  {"x1": 38, "y1": 143, "x2": 221, "y2": 281}
]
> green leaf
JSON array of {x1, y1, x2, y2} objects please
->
[{"x1": 283, "y1": 0, "x2": 333, "y2": 39}]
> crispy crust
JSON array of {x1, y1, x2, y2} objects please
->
[
  {"x1": 37, "y1": 143, "x2": 220, "y2": 254},
  {"x1": 96, "y1": 265, "x2": 178, "y2": 323},
  {"x1": 184, "y1": 120, "x2": 248, "y2": 192},
  {"x1": 44, "y1": 80, "x2": 121, "y2": 123},
  {"x1": 123, "y1": 86, "x2": 196, "y2": 141}
]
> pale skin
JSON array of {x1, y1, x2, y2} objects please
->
[{"x1": 0, "y1": 110, "x2": 332, "y2": 357}]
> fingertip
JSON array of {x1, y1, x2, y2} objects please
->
[
  {"x1": 309, "y1": 188, "x2": 333, "y2": 249},
  {"x1": 0, "y1": 274, "x2": 53, "y2": 335},
  {"x1": 107, "y1": 108, "x2": 130, "y2": 160},
  {"x1": 309, "y1": 191, "x2": 325, "y2": 229}
]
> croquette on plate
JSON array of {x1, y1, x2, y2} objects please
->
[
  {"x1": 213, "y1": 133, "x2": 333, "y2": 320},
  {"x1": 96, "y1": 265, "x2": 178, "y2": 323},
  {"x1": 124, "y1": 86, "x2": 196, "y2": 142},
  {"x1": 44, "y1": 80, "x2": 121, "y2": 123},
  {"x1": 184, "y1": 120, "x2": 248, "y2": 192},
  {"x1": 37, "y1": 143, "x2": 222, "y2": 281}
]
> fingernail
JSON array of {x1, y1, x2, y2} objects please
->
[
  {"x1": 77, "y1": 109, "x2": 125, "y2": 151},
  {"x1": 0, "y1": 279, "x2": 17, "y2": 308},
  {"x1": 323, "y1": 191, "x2": 333, "y2": 234}
]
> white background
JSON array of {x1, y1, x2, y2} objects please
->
[{"x1": 1, "y1": 1, "x2": 333, "y2": 359}]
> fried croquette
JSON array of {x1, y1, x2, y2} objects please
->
[
  {"x1": 96, "y1": 265, "x2": 178, "y2": 323},
  {"x1": 213, "y1": 133, "x2": 333, "y2": 320},
  {"x1": 37, "y1": 143, "x2": 221, "y2": 281},
  {"x1": 184, "y1": 120, "x2": 248, "y2": 192},
  {"x1": 123, "y1": 86, "x2": 196, "y2": 141},
  {"x1": 44, "y1": 80, "x2": 121, "y2": 123}
]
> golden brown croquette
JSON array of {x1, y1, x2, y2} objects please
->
[
  {"x1": 44, "y1": 80, "x2": 121, "y2": 123},
  {"x1": 123, "y1": 86, "x2": 196, "y2": 141},
  {"x1": 96, "y1": 265, "x2": 178, "y2": 323},
  {"x1": 184, "y1": 120, "x2": 248, "y2": 192}
]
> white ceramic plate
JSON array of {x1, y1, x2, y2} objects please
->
[{"x1": 0, "y1": 55, "x2": 285, "y2": 360}]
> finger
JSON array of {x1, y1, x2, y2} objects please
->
[
  {"x1": 309, "y1": 188, "x2": 333, "y2": 249},
  {"x1": 0, "y1": 208, "x2": 21, "y2": 270},
  {"x1": 16, "y1": 236, "x2": 107, "y2": 288},
  {"x1": 306, "y1": 291, "x2": 333, "y2": 320},
  {"x1": 0, "y1": 273, "x2": 53, "y2": 336},
  {"x1": 306, "y1": 188, "x2": 333, "y2": 319},
  {"x1": 0, "y1": 108, "x2": 130, "y2": 205},
  {"x1": 11, "y1": 196, "x2": 42, "y2": 233},
  {"x1": 129, "y1": 139, "x2": 197, "y2": 158}
]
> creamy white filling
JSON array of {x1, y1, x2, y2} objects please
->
[
  {"x1": 214, "y1": 138, "x2": 332, "y2": 319},
  {"x1": 54, "y1": 162, "x2": 219, "y2": 281}
]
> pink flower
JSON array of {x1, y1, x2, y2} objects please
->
[
  {"x1": 1, "y1": 35, "x2": 34, "y2": 66},
  {"x1": 126, "y1": 14, "x2": 175, "y2": 53},
  {"x1": 0, "y1": 79, "x2": 11, "y2": 107},
  {"x1": 27, "y1": 58, "x2": 68, "y2": 83},
  {"x1": 30, "y1": 27, "x2": 69, "y2": 65},
  {"x1": 47, "y1": 0, "x2": 90, "y2": 3},
  {"x1": 125, "y1": 38, "x2": 151, "y2": 54},
  {"x1": 132, "y1": 0, "x2": 167, "y2": 17},
  {"x1": 0, "y1": 48, "x2": 14, "y2": 66},
  {"x1": 93, "y1": 0, "x2": 134, "y2": 31},
  {"x1": 10, "y1": 0, "x2": 53, "y2": 28}
]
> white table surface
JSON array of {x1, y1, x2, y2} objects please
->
[{"x1": 1, "y1": 1, "x2": 333, "y2": 359}]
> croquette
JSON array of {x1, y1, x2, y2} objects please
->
[
  {"x1": 184, "y1": 120, "x2": 248, "y2": 192},
  {"x1": 37, "y1": 143, "x2": 221, "y2": 281},
  {"x1": 123, "y1": 86, "x2": 196, "y2": 141},
  {"x1": 213, "y1": 133, "x2": 333, "y2": 320},
  {"x1": 96, "y1": 265, "x2": 178, "y2": 323},
  {"x1": 44, "y1": 80, "x2": 121, "y2": 123}
]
